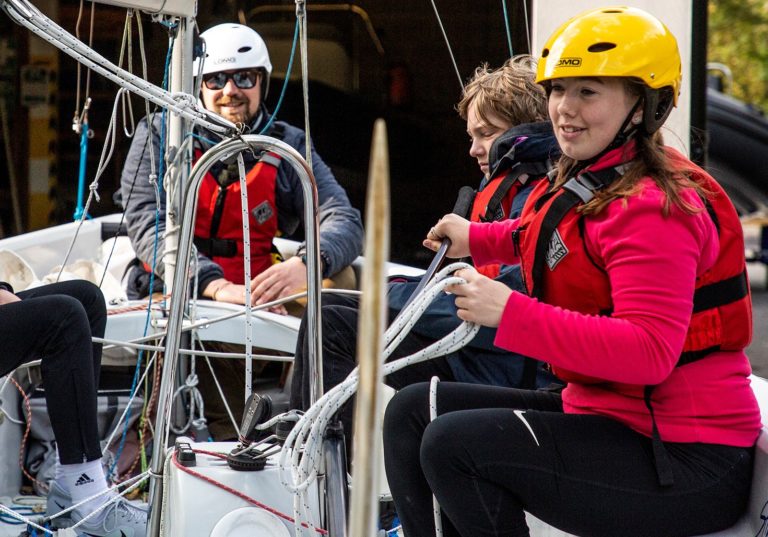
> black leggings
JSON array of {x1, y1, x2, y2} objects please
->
[
  {"x1": 0, "y1": 280, "x2": 106, "y2": 464},
  {"x1": 383, "y1": 382, "x2": 753, "y2": 537}
]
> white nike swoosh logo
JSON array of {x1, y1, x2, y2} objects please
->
[{"x1": 513, "y1": 409, "x2": 540, "y2": 446}]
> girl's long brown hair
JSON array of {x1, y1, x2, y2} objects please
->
[{"x1": 551, "y1": 79, "x2": 707, "y2": 216}]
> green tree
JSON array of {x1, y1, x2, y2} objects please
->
[{"x1": 709, "y1": 0, "x2": 768, "y2": 113}]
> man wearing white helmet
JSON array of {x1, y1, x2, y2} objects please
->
[
  {"x1": 195, "y1": 23, "x2": 273, "y2": 127},
  {"x1": 120, "y1": 23, "x2": 362, "y2": 307},
  {"x1": 119, "y1": 23, "x2": 363, "y2": 438}
]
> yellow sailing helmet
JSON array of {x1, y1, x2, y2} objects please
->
[{"x1": 536, "y1": 5, "x2": 681, "y2": 133}]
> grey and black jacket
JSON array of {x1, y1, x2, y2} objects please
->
[{"x1": 119, "y1": 106, "x2": 363, "y2": 298}]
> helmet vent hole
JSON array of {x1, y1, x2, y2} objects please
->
[
  {"x1": 588, "y1": 42, "x2": 616, "y2": 53},
  {"x1": 238, "y1": 46, "x2": 252, "y2": 53},
  {"x1": 542, "y1": 48, "x2": 549, "y2": 58}
]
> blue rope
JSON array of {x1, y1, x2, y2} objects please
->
[
  {"x1": 501, "y1": 0, "x2": 514, "y2": 57},
  {"x1": 0, "y1": 506, "x2": 35, "y2": 525},
  {"x1": 259, "y1": 20, "x2": 299, "y2": 135},
  {"x1": 107, "y1": 35, "x2": 175, "y2": 481},
  {"x1": 187, "y1": 132, "x2": 218, "y2": 147},
  {"x1": 73, "y1": 122, "x2": 90, "y2": 220}
]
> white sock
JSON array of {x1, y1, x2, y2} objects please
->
[{"x1": 55, "y1": 459, "x2": 116, "y2": 519}]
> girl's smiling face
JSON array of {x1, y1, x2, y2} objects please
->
[{"x1": 548, "y1": 77, "x2": 637, "y2": 161}]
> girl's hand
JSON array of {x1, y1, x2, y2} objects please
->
[
  {"x1": 447, "y1": 268, "x2": 512, "y2": 327},
  {"x1": 423, "y1": 214, "x2": 471, "y2": 258},
  {"x1": 0, "y1": 289, "x2": 20, "y2": 306}
]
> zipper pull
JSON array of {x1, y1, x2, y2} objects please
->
[{"x1": 511, "y1": 228, "x2": 522, "y2": 256}]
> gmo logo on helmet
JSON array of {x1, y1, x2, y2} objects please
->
[{"x1": 556, "y1": 57, "x2": 582, "y2": 67}]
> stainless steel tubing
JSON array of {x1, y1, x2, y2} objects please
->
[{"x1": 146, "y1": 134, "x2": 322, "y2": 536}]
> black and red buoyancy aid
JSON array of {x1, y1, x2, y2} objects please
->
[
  {"x1": 516, "y1": 152, "x2": 751, "y2": 369},
  {"x1": 514, "y1": 148, "x2": 751, "y2": 485},
  {"x1": 470, "y1": 161, "x2": 550, "y2": 278},
  {"x1": 193, "y1": 149, "x2": 281, "y2": 284}
]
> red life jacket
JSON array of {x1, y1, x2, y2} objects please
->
[
  {"x1": 515, "y1": 148, "x2": 751, "y2": 487},
  {"x1": 516, "y1": 149, "x2": 751, "y2": 385},
  {"x1": 470, "y1": 161, "x2": 550, "y2": 278},
  {"x1": 193, "y1": 149, "x2": 281, "y2": 284}
]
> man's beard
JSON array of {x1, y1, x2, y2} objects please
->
[{"x1": 216, "y1": 98, "x2": 251, "y2": 124}]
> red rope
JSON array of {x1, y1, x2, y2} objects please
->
[
  {"x1": 107, "y1": 296, "x2": 169, "y2": 316},
  {"x1": 171, "y1": 449, "x2": 328, "y2": 535},
  {"x1": 9, "y1": 376, "x2": 48, "y2": 493}
]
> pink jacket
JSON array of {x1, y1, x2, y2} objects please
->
[{"x1": 469, "y1": 160, "x2": 761, "y2": 447}]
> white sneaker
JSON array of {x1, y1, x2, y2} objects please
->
[
  {"x1": 72, "y1": 497, "x2": 148, "y2": 537},
  {"x1": 46, "y1": 479, "x2": 74, "y2": 528}
]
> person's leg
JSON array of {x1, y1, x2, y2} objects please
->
[
  {"x1": 383, "y1": 382, "x2": 562, "y2": 537},
  {"x1": 289, "y1": 293, "x2": 362, "y2": 413},
  {"x1": 4, "y1": 281, "x2": 105, "y2": 463},
  {"x1": 17, "y1": 279, "x2": 107, "y2": 387},
  {"x1": 6, "y1": 281, "x2": 146, "y2": 533},
  {"x1": 419, "y1": 398, "x2": 753, "y2": 536}
]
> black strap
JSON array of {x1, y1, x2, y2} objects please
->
[
  {"x1": 529, "y1": 168, "x2": 620, "y2": 299},
  {"x1": 482, "y1": 161, "x2": 552, "y2": 222},
  {"x1": 194, "y1": 235, "x2": 238, "y2": 257},
  {"x1": 529, "y1": 188, "x2": 582, "y2": 299},
  {"x1": 523, "y1": 167, "x2": 622, "y2": 389},
  {"x1": 692, "y1": 270, "x2": 749, "y2": 313},
  {"x1": 519, "y1": 357, "x2": 539, "y2": 390},
  {"x1": 643, "y1": 386, "x2": 675, "y2": 487},
  {"x1": 678, "y1": 346, "x2": 721, "y2": 367},
  {"x1": 480, "y1": 174, "x2": 517, "y2": 222}
]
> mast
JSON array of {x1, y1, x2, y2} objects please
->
[
  {"x1": 162, "y1": 17, "x2": 194, "y2": 294},
  {"x1": 146, "y1": 13, "x2": 194, "y2": 537}
]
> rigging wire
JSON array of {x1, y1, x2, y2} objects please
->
[
  {"x1": 428, "y1": 0, "x2": 464, "y2": 90},
  {"x1": 107, "y1": 21, "x2": 177, "y2": 481},
  {"x1": 522, "y1": 0, "x2": 531, "y2": 53},
  {"x1": 72, "y1": 0, "x2": 96, "y2": 221},
  {"x1": 295, "y1": 0, "x2": 313, "y2": 169},
  {"x1": 501, "y1": 0, "x2": 514, "y2": 56},
  {"x1": 258, "y1": 20, "x2": 299, "y2": 136}
]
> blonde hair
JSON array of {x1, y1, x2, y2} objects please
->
[{"x1": 457, "y1": 55, "x2": 548, "y2": 127}]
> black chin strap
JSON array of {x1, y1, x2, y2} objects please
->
[{"x1": 575, "y1": 98, "x2": 643, "y2": 170}]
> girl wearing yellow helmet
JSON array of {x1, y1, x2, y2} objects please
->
[{"x1": 383, "y1": 6, "x2": 760, "y2": 536}]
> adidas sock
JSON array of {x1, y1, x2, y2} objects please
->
[{"x1": 56, "y1": 459, "x2": 116, "y2": 519}]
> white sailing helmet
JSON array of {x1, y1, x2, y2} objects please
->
[{"x1": 196, "y1": 24, "x2": 273, "y2": 96}]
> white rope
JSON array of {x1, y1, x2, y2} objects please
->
[
  {"x1": 55, "y1": 87, "x2": 130, "y2": 280},
  {"x1": 237, "y1": 153, "x2": 255, "y2": 401},
  {"x1": 0, "y1": 503, "x2": 53, "y2": 534},
  {"x1": 276, "y1": 263, "x2": 480, "y2": 534},
  {"x1": 169, "y1": 373, "x2": 207, "y2": 435},
  {"x1": 101, "y1": 352, "x2": 158, "y2": 453},
  {"x1": 429, "y1": 376, "x2": 443, "y2": 536},
  {"x1": 67, "y1": 472, "x2": 149, "y2": 530},
  {"x1": 428, "y1": 0, "x2": 463, "y2": 89}
]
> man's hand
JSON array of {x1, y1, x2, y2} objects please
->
[
  {"x1": 204, "y1": 278, "x2": 250, "y2": 305},
  {"x1": 250, "y1": 256, "x2": 307, "y2": 312},
  {"x1": 0, "y1": 289, "x2": 21, "y2": 306},
  {"x1": 447, "y1": 268, "x2": 512, "y2": 327}
]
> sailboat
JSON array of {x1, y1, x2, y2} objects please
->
[{"x1": 0, "y1": 0, "x2": 765, "y2": 536}]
